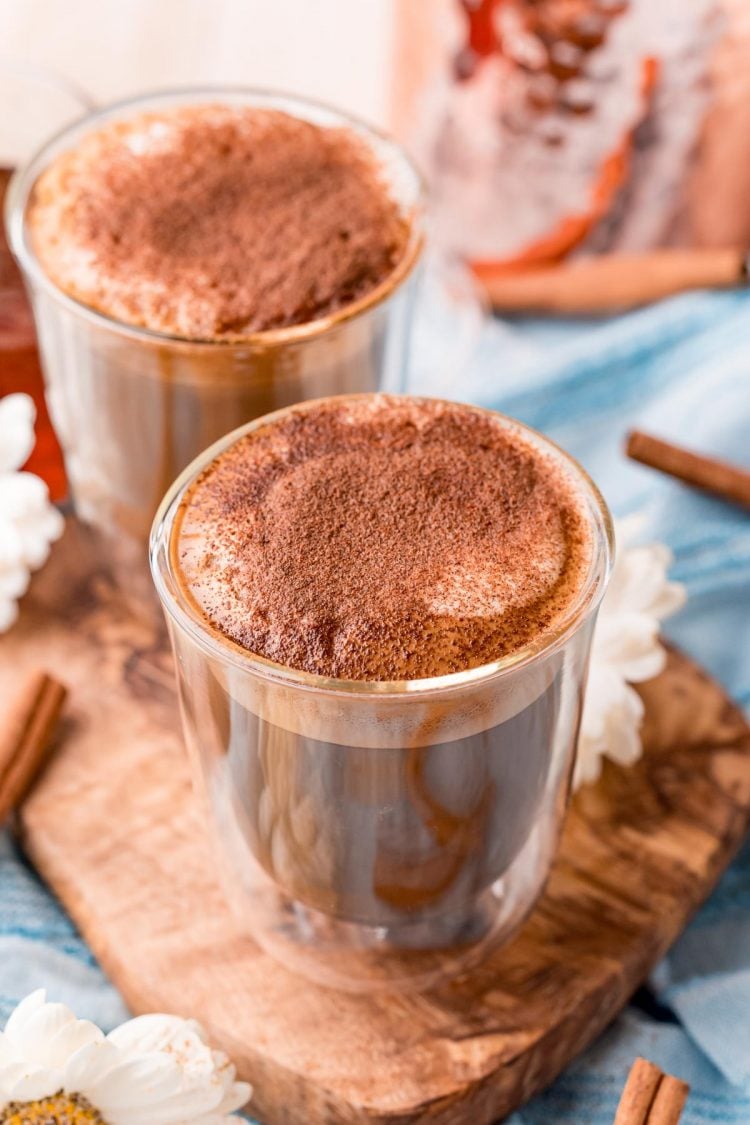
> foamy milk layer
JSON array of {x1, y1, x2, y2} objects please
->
[{"x1": 173, "y1": 396, "x2": 594, "y2": 681}]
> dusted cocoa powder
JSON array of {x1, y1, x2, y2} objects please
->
[
  {"x1": 175, "y1": 396, "x2": 593, "y2": 681},
  {"x1": 27, "y1": 104, "x2": 407, "y2": 339}
]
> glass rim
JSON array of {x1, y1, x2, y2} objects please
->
[
  {"x1": 5, "y1": 84, "x2": 426, "y2": 349},
  {"x1": 150, "y1": 393, "x2": 615, "y2": 698}
]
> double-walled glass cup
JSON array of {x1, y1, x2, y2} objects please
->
[
  {"x1": 6, "y1": 88, "x2": 425, "y2": 554},
  {"x1": 150, "y1": 397, "x2": 614, "y2": 992}
]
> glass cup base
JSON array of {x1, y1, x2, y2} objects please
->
[
  {"x1": 226, "y1": 877, "x2": 535, "y2": 993},
  {"x1": 214, "y1": 795, "x2": 554, "y2": 992}
]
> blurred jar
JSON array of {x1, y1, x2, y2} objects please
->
[{"x1": 393, "y1": 0, "x2": 748, "y2": 268}]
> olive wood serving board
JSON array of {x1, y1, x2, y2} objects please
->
[{"x1": 3, "y1": 519, "x2": 750, "y2": 1125}]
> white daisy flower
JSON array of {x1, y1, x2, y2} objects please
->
[
  {"x1": 0, "y1": 990, "x2": 251, "y2": 1124},
  {"x1": 574, "y1": 516, "x2": 687, "y2": 789},
  {"x1": 0, "y1": 393, "x2": 64, "y2": 632}
]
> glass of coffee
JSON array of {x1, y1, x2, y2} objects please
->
[
  {"x1": 150, "y1": 394, "x2": 613, "y2": 991},
  {"x1": 6, "y1": 89, "x2": 424, "y2": 555}
]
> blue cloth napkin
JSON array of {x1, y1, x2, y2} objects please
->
[{"x1": 2, "y1": 289, "x2": 750, "y2": 1123}]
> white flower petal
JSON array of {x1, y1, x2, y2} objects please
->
[
  {"x1": 0, "y1": 597, "x2": 19, "y2": 633},
  {"x1": 10, "y1": 1002, "x2": 91, "y2": 1070},
  {"x1": 623, "y1": 558, "x2": 677, "y2": 617},
  {"x1": 575, "y1": 519, "x2": 687, "y2": 790},
  {"x1": 10, "y1": 1001, "x2": 74, "y2": 1055},
  {"x1": 0, "y1": 1061, "x2": 28, "y2": 1100},
  {"x1": 0, "y1": 393, "x2": 35, "y2": 473},
  {"x1": 90, "y1": 1056, "x2": 193, "y2": 1122},
  {"x1": 192, "y1": 1113, "x2": 249, "y2": 1125},
  {"x1": 213, "y1": 1078, "x2": 252, "y2": 1115},
  {"x1": 7, "y1": 1065, "x2": 63, "y2": 1103},
  {"x1": 615, "y1": 512, "x2": 648, "y2": 545},
  {"x1": 64, "y1": 1037, "x2": 120, "y2": 1092},
  {"x1": 0, "y1": 454, "x2": 63, "y2": 630},
  {"x1": 648, "y1": 580, "x2": 687, "y2": 620},
  {"x1": 573, "y1": 743, "x2": 603, "y2": 788},
  {"x1": 0, "y1": 471, "x2": 50, "y2": 521},
  {"x1": 109, "y1": 1015, "x2": 248, "y2": 1117},
  {"x1": 4, "y1": 990, "x2": 47, "y2": 1040},
  {"x1": 602, "y1": 682, "x2": 645, "y2": 768},
  {"x1": 17, "y1": 522, "x2": 61, "y2": 571},
  {"x1": 44, "y1": 1018, "x2": 104, "y2": 1069},
  {"x1": 0, "y1": 507, "x2": 22, "y2": 550},
  {"x1": 0, "y1": 992, "x2": 250, "y2": 1124},
  {"x1": 108, "y1": 1014, "x2": 205, "y2": 1058},
  {"x1": 596, "y1": 613, "x2": 666, "y2": 682},
  {"x1": 620, "y1": 643, "x2": 666, "y2": 685},
  {"x1": 576, "y1": 666, "x2": 619, "y2": 787},
  {"x1": 0, "y1": 563, "x2": 31, "y2": 600},
  {"x1": 599, "y1": 539, "x2": 685, "y2": 625}
]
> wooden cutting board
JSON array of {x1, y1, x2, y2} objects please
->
[{"x1": 3, "y1": 518, "x2": 750, "y2": 1125}]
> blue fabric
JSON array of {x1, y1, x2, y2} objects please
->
[{"x1": 2, "y1": 288, "x2": 750, "y2": 1122}]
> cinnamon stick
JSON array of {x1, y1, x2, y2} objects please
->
[
  {"x1": 476, "y1": 247, "x2": 745, "y2": 316},
  {"x1": 614, "y1": 1057, "x2": 663, "y2": 1124},
  {"x1": 0, "y1": 670, "x2": 67, "y2": 822},
  {"x1": 626, "y1": 430, "x2": 750, "y2": 511},
  {"x1": 647, "y1": 1074, "x2": 690, "y2": 1124},
  {"x1": 613, "y1": 1059, "x2": 690, "y2": 1125}
]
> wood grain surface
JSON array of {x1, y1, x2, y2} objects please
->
[{"x1": 2, "y1": 519, "x2": 750, "y2": 1125}]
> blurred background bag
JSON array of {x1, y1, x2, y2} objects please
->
[{"x1": 392, "y1": 0, "x2": 750, "y2": 261}]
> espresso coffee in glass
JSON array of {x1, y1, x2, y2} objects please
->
[
  {"x1": 6, "y1": 89, "x2": 424, "y2": 559},
  {"x1": 151, "y1": 394, "x2": 613, "y2": 990}
]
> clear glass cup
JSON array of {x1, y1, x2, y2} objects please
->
[
  {"x1": 150, "y1": 395, "x2": 614, "y2": 992},
  {"x1": 5, "y1": 88, "x2": 425, "y2": 559}
]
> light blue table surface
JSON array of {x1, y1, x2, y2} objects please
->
[{"x1": 2, "y1": 289, "x2": 750, "y2": 1122}]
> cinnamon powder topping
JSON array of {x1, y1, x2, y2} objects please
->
[
  {"x1": 27, "y1": 105, "x2": 408, "y2": 339},
  {"x1": 174, "y1": 396, "x2": 593, "y2": 681}
]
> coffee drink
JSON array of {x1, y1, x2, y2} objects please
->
[
  {"x1": 175, "y1": 395, "x2": 592, "y2": 679},
  {"x1": 153, "y1": 395, "x2": 611, "y2": 987},
  {"x1": 27, "y1": 105, "x2": 408, "y2": 338},
  {"x1": 9, "y1": 91, "x2": 423, "y2": 546}
]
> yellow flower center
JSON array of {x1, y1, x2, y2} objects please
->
[{"x1": 0, "y1": 1093, "x2": 106, "y2": 1124}]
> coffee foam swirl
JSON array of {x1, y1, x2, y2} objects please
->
[
  {"x1": 27, "y1": 104, "x2": 407, "y2": 339},
  {"x1": 174, "y1": 396, "x2": 593, "y2": 681}
]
